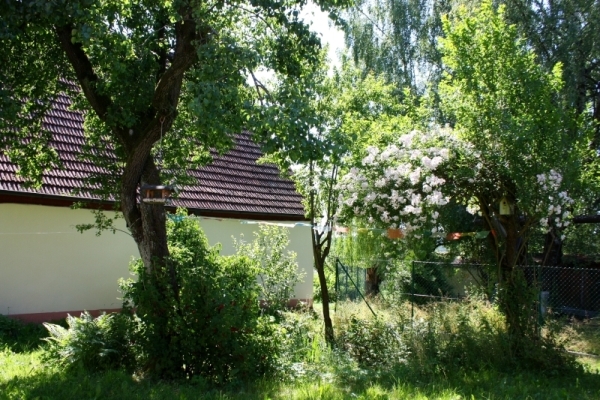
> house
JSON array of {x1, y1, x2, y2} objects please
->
[{"x1": 0, "y1": 93, "x2": 313, "y2": 323}]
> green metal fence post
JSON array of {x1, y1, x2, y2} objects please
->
[
  {"x1": 335, "y1": 258, "x2": 339, "y2": 313},
  {"x1": 411, "y1": 260, "x2": 415, "y2": 323}
]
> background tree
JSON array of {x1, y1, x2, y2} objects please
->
[
  {"x1": 338, "y1": 1, "x2": 590, "y2": 349},
  {"x1": 342, "y1": 0, "x2": 453, "y2": 121},
  {"x1": 499, "y1": 0, "x2": 600, "y2": 260},
  {"x1": 266, "y1": 59, "x2": 411, "y2": 343}
]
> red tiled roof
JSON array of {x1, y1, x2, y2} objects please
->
[{"x1": 0, "y1": 94, "x2": 306, "y2": 219}]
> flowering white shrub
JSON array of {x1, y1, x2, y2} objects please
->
[
  {"x1": 337, "y1": 126, "x2": 574, "y2": 242},
  {"x1": 535, "y1": 170, "x2": 574, "y2": 238},
  {"x1": 337, "y1": 126, "x2": 460, "y2": 241}
]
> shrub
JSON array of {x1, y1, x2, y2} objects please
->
[
  {"x1": 0, "y1": 314, "x2": 46, "y2": 352},
  {"x1": 337, "y1": 316, "x2": 408, "y2": 368},
  {"x1": 42, "y1": 311, "x2": 137, "y2": 373},
  {"x1": 233, "y1": 225, "x2": 304, "y2": 315},
  {"x1": 334, "y1": 297, "x2": 579, "y2": 375},
  {"x1": 120, "y1": 210, "x2": 283, "y2": 382}
]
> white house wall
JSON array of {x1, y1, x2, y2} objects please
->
[{"x1": 0, "y1": 203, "x2": 313, "y2": 322}]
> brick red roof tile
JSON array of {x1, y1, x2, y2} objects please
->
[{"x1": 0, "y1": 96, "x2": 305, "y2": 218}]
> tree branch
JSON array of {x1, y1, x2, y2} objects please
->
[
  {"x1": 54, "y1": 25, "x2": 112, "y2": 122},
  {"x1": 151, "y1": 12, "x2": 201, "y2": 118},
  {"x1": 573, "y1": 214, "x2": 600, "y2": 224}
]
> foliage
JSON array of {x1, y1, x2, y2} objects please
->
[
  {"x1": 502, "y1": 0, "x2": 600, "y2": 123},
  {"x1": 0, "y1": 315, "x2": 46, "y2": 353},
  {"x1": 342, "y1": 0, "x2": 450, "y2": 116},
  {"x1": 336, "y1": 126, "x2": 461, "y2": 244},
  {"x1": 120, "y1": 209, "x2": 282, "y2": 381},
  {"x1": 42, "y1": 312, "x2": 137, "y2": 373},
  {"x1": 336, "y1": 1, "x2": 590, "y2": 343},
  {"x1": 3, "y1": 299, "x2": 600, "y2": 398},
  {"x1": 267, "y1": 59, "x2": 419, "y2": 343},
  {"x1": 0, "y1": 0, "x2": 348, "y2": 189},
  {"x1": 0, "y1": 2, "x2": 351, "y2": 377},
  {"x1": 335, "y1": 297, "x2": 579, "y2": 375},
  {"x1": 337, "y1": 316, "x2": 408, "y2": 368},
  {"x1": 312, "y1": 262, "x2": 337, "y2": 303},
  {"x1": 233, "y1": 225, "x2": 304, "y2": 315}
]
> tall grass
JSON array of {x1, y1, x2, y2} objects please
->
[
  {"x1": 335, "y1": 296, "x2": 582, "y2": 375},
  {"x1": 2, "y1": 302, "x2": 600, "y2": 399}
]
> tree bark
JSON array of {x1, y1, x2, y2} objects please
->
[
  {"x1": 542, "y1": 228, "x2": 563, "y2": 266},
  {"x1": 314, "y1": 253, "x2": 335, "y2": 344},
  {"x1": 309, "y1": 163, "x2": 335, "y2": 345},
  {"x1": 365, "y1": 266, "x2": 380, "y2": 297}
]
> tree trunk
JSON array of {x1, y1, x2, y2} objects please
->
[
  {"x1": 542, "y1": 228, "x2": 563, "y2": 266},
  {"x1": 365, "y1": 266, "x2": 380, "y2": 297},
  {"x1": 497, "y1": 213, "x2": 538, "y2": 351},
  {"x1": 119, "y1": 143, "x2": 180, "y2": 377},
  {"x1": 314, "y1": 255, "x2": 335, "y2": 344}
]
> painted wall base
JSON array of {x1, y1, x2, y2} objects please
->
[
  {"x1": 6, "y1": 308, "x2": 122, "y2": 324},
  {"x1": 7, "y1": 299, "x2": 314, "y2": 324}
]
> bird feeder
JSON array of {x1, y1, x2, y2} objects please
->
[
  {"x1": 141, "y1": 185, "x2": 174, "y2": 205},
  {"x1": 499, "y1": 196, "x2": 513, "y2": 215}
]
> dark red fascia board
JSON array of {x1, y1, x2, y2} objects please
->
[
  {"x1": 183, "y1": 207, "x2": 308, "y2": 222},
  {"x1": 0, "y1": 191, "x2": 308, "y2": 222},
  {"x1": 0, "y1": 191, "x2": 115, "y2": 210}
]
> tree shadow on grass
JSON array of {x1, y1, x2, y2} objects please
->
[
  {"x1": 1, "y1": 368, "x2": 287, "y2": 400},
  {"x1": 0, "y1": 316, "x2": 47, "y2": 353},
  {"x1": 3, "y1": 365, "x2": 600, "y2": 400},
  {"x1": 327, "y1": 361, "x2": 600, "y2": 400}
]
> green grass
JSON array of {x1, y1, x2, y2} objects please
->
[
  {"x1": 2, "y1": 306, "x2": 600, "y2": 400},
  {"x1": 1, "y1": 348, "x2": 600, "y2": 399}
]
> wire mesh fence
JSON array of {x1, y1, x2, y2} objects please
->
[
  {"x1": 335, "y1": 259, "x2": 600, "y2": 319},
  {"x1": 335, "y1": 259, "x2": 367, "y2": 302},
  {"x1": 521, "y1": 265, "x2": 600, "y2": 318}
]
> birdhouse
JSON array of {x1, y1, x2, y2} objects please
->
[
  {"x1": 141, "y1": 185, "x2": 174, "y2": 205},
  {"x1": 499, "y1": 196, "x2": 513, "y2": 215}
]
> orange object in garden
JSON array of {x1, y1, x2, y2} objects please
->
[
  {"x1": 446, "y1": 232, "x2": 462, "y2": 240},
  {"x1": 387, "y1": 228, "x2": 404, "y2": 239},
  {"x1": 334, "y1": 226, "x2": 350, "y2": 233}
]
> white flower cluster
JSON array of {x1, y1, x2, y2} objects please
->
[
  {"x1": 337, "y1": 127, "x2": 457, "y2": 238},
  {"x1": 536, "y1": 170, "x2": 573, "y2": 238}
]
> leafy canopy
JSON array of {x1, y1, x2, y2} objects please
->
[{"x1": 0, "y1": 0, "x2": 348, "y2": 191}]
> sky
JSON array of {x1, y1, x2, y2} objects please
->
[
  {"x1": 300, "y1": 2, "x2": 346, "y2": 70},
  {"x1": 249, "y1": 2, "x2": 346, "y2": 85}
]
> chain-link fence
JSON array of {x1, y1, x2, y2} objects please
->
[
  {"x1": 405, "y1": 261, "x2": 498, "y2": 304},
  {"x1": 521, "y1": 266, "x2": 600, "y2": 318},
  {"x1": 335, "y1": 259, "x2": 600, "y2": 319},
  {"x1": 335, "y1": 259, "x2": 377, "y2": 316},
  {"x1": 335, "y1": 259, "x2": 367, "y2": 302}
]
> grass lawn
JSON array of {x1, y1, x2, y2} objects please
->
[
  {"x1": 1, "y1": 347, "x2": 600, "y2": 399},
  {"x1": 2, "y1": 303, "x2": 600, "y2": 399}
]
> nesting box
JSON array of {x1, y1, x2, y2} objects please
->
[
  {"x1": 141, "y1": 185, "x2": 174, "y2": 205},
  {"x1": 499, "y1": 196, "x2": 513, "y2": 215}
]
